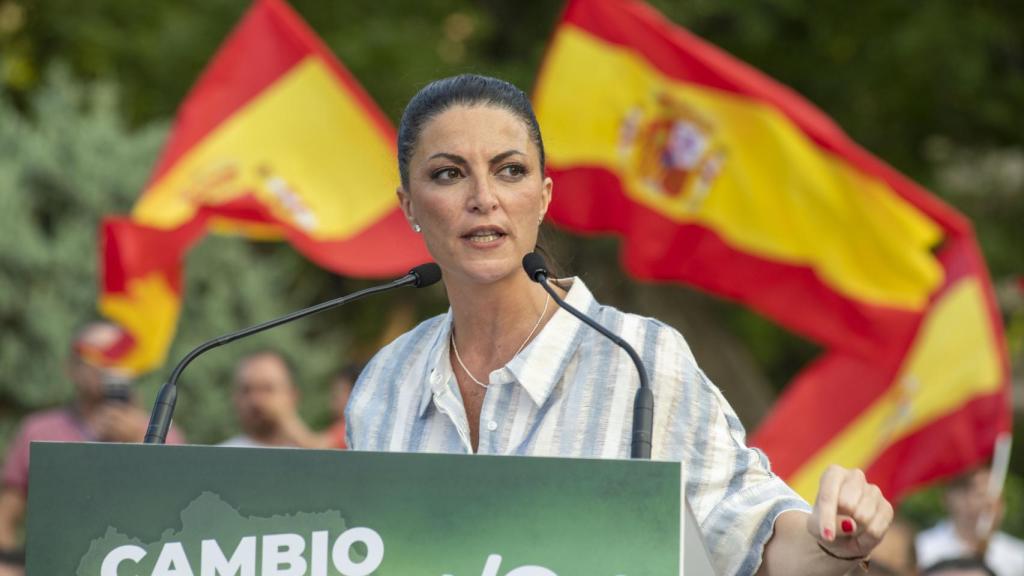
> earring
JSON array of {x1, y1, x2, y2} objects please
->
[{"x1": 413, "y1": 224, "x2": 422, "y2": 233}]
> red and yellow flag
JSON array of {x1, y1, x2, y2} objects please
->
[
  {"x1": 754, "y1": 237, "x2": 1009, "y2": 500},
  {"x1": 100, "y1": 0, "x2": 428, "y2": 374},
  {"x1": 534, "y1": 0, "x2": 1010, "y2": 501}
]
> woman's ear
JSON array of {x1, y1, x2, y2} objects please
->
[
  {"x1": 396, "y1": 186, "x2": 417, "y2": 230},
  {"x1": 540, "y1": 175, "x2": 553, "y2": 221}
]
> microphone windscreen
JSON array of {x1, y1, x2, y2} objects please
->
[
  {"x1": 410, "y1": 263, "x2": 442, "y2": 287},
  {"x1": 522, "y1": 252, "x2": 549, "y2": 282}
]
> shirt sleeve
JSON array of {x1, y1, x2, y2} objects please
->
[
  {"x1": 655, "y1": 328, "x2": 810, "y2": 576},
  {"x1": 345, "y1": 339, "x2": 411, "y2": 452},
  {"x1": 345, "y1": 347, "x2": 388, "y2": 451},
  {"x1": 1, "y1": 422, "x2": 32, "y2": 495}
]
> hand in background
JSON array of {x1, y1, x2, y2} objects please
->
[{"x1": 90, "y1": 403, "x2": 149, "y2": 443}]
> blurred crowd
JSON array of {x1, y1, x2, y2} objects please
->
[
  {"x1": 865, "y1": 465, "x2": 1024, "y2": 576},
  {"x1": 0, "y1": 322, "x2": 1020, "y2": 575},
  {"x1": 0, "y1": 322, "x2": 359, "y2": 575}
]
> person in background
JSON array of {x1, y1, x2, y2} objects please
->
[
  {"x1": 0, "y1": 322, "x2": 185, "y2": 576},
  {"x1": 922, "y1": 558, "x2": 998, "y2": 576},
  {"x1": 322, "y1": 364, "x2": 361, "y2": 450},
  {"x1": 867, "y1": 516, "x2": 918, "y2": 575},
  {"x1": 916, "y1": 466, "x2": 1024, "y2": 576},
  {"x1": 220, "y1": 349, "x2": 321, "y2": 448}
]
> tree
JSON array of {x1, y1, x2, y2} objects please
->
[
  {"x1": 0, "y1": 67, "x2": 428, "y2": 450},
  {"x1": 0, "y1": 66, "x2": 166, "y2": 449}
]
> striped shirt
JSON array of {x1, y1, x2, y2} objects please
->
[{"x1": 348, "y1": 277, "x2": 810, "y2": 575}]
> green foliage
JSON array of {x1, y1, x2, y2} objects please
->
[
  {"x1": 0, "y1": 68, "x2": 448, "y2": 450},
  {"x1": 0, "y1": 65, "x2": 165, "y2": 405}
]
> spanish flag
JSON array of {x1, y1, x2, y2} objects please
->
[
  {"x1": 534, "y1": 0, "x2": 1010, "y2": 501},
  {"x1": 754, "y1": 236, "x2": 1010, "y2": 501},
  {"x1": 100, "y1": 0, "x2": 428, "y2": 374}
]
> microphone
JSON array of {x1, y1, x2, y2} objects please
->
[
  {"x1": 144, "y1": 262, "x2": 442, "y2": 444},
  {"x1": 522, "y1": 253, "x2": 654, "y2": 459}
]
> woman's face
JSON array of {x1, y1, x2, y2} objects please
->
[{"x1": 398, "y1": 104, "x2": 552, "y2": 286}]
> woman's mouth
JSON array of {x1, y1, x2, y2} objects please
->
[
  {"x1": 462, "y1": 227, "x2": 507, "y2": 245},
  {"x1": 467, "y1": 232, "x2": 503, "y2": 242}
]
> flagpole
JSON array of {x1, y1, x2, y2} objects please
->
[{"x1": 975, "y1": 432, "x2": 1012, "y2": 555}]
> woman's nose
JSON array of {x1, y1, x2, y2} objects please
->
[{"x1": 467, "y1": 173, "x2": 499, "y2": 213}]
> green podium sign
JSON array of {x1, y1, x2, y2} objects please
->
[{"x1": 26, "y1": 443, "x2": 713, "y2": 575}]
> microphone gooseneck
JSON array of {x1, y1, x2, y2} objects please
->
[
  {"x1": 144, "y1": 263, "x2": 442, "y2": 445},
  {"x1": 521, "y1": 252, "x2": 654, "y2": 460}
]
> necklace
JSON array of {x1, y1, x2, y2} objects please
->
[{"x1": 451, "y1": 293, "x2": 551, "y2": 389}]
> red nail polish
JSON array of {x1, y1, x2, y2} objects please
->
[
  {"x1": 823, "y1": 528, "x2": 834, "y2": 541},
  {"x1": 841, "y1": 519, "x2": 854, "y2": 533}
]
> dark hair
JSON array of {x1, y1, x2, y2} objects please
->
[
  {"x1": 922, "y1": 558, "x2": 997, "y2": 576},
  {"x1": 397, "y1": 74, "x2": 545, "y2": 189}
]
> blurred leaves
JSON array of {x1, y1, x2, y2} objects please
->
[
  {"x1": 0, "y1": 65, "x2": 164, "y2": 408},
  {"x1": 0, "y1": 66, "x2": 161, "y2": 451},
  {"x1": 0, "y1": 67, "x2": 448, "y2": 448}
]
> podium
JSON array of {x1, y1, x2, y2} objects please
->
[{"x1": 26, "y1": 443, "x2": 715, "y2": 575}]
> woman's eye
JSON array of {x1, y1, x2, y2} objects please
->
[
  {"x1": 498, "y1": 164, "x2": 527, "y2": 179},
  {"x1": 431, "y1": 167, "x2": 463, "y2": 182}
]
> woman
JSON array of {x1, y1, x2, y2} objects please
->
[{"x1": 347, "y1": 74, "x2": 892, "y2": 575}]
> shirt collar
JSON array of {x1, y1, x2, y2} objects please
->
[
  {"x1": 417, "y1": 311, "x2": 455, "y2": 418},
  {"x1": 416, "y1": 277, "x2": 597, "y2": 416},
  {"x1": 506, "y1": 277, "x2": 593, "y2": 407}
]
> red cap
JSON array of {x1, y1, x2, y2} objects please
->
[{"x1": 72, "y1": 322, "x2": 135, "y2": 368}]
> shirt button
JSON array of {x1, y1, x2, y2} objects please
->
[{"x1": 486, "y1": 420, "x2": 498, "y2": 432}]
